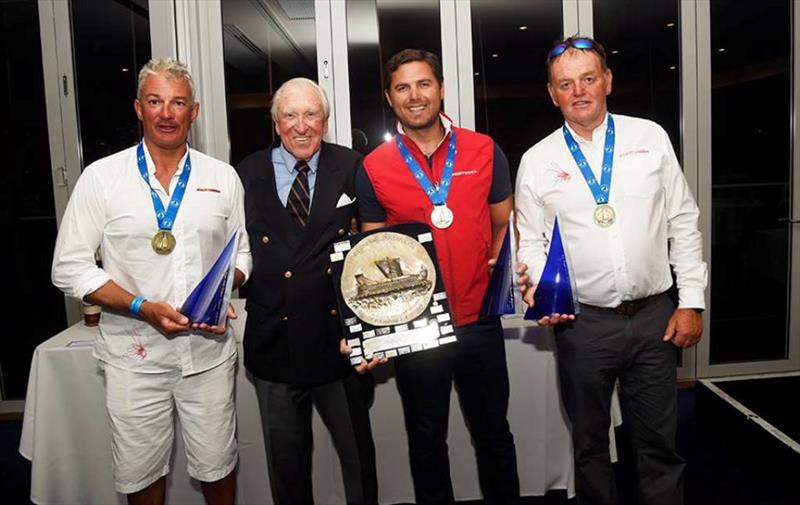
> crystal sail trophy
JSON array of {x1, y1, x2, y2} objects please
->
[
  {"x1": 481, "y1": 227, "x2": 515, "y2": 317},
  {"x1": 524, "y1": 217, "x2": 579, "y2": 320},
  {"x1": 181, "y1": 232, "x2": 238, "y2": 326}
]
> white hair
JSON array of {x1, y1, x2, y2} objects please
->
[
  {"x1": 270, "y1": 78, "x2": 330, "y2": 121},
  {"x1": 137, "y1": 58, "x2": 195, "y2": 101}
]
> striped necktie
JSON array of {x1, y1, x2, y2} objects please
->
[{"x1": 286, "y1": 160, "x2": 311, "y2": 226}]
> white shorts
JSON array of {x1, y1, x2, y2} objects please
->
[{"x1": 102, "y1": 354, "x2": 238, "y2": 494}]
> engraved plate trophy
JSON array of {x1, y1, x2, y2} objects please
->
[{"x1": 329, "y1": 222, "x2": 456, "y2": 364}]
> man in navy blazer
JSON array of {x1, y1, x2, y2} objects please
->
[{"x1": 236, "y1": 78, "x2": 377, "y2": 504}]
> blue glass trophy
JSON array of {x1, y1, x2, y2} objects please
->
[
  {"x1": 481, "y1": 227, "x2": 515, "y2": 317},
  {"x1": 524, "y1": 218, "x2": 578, "y2": 320},
  {"x1": 181, "y1": 232, "x2": 238, "y2": 326}
]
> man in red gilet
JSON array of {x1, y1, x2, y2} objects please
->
[{"x1": 356, "y1": 48, "x2": 520, "y2": 505}]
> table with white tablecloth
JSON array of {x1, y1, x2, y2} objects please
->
[{"x1": 20, "y1": 300, "x2": 621, "y2": 504}]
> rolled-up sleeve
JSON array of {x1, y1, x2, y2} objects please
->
[{"x1": 51, "y1": 167, "x2": 112, "y2": 300}]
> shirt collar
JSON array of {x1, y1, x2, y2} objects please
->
[
  {"x1": 140, "y1": 139, "x2": 190, "y2": 176},
  {"x1": 564, "y1": 112, "x2": 609, "y2": 145},
  {"x1": 278, "y1": 142, "x2": 321, "y2": 175},
  {"x1": 396, "y1": 113, "x2": 454, "y2": 155}
]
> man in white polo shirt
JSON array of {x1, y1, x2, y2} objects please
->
[
  {"x1": 52, "y1": 58, "x2": 251, "y2": 505},
  {"x1": 515, "y1": 37, "x2": 707, "y2": 505}
]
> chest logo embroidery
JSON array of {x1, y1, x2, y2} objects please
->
[
  {"x1": 618, "y1": 149, "x2": 649, "y2": 158},
  {"x1": 546, "y1": 163, "x2": 571, "y2": 185}
]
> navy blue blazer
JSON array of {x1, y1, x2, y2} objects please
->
[{"x1": 237, "y1": 142, "x2": 360, "y2": 386}]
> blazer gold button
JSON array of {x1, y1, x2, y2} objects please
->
[
  {"x1": 330, "y1": 309, "x2": 338, "y2": 316},
  {"x1": 282, "y1": 315, "x2": 289, "y2": 321},
  {"x1": 326, "y1": 267, "x2": 332, "y2": 275},
  {"x1": 284, "y1": 271, "x2": 292, "y2": 279},
  {"x1": 337, "y1": 228, "x2": 346, "y2": 236},
  {"x1": 261, "y1": 235, "x2": 269, "y2": 244}
]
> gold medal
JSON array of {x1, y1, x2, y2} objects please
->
[
  {"x1": 593, "y1": 204, "x2": 616, "y2": 227},
  {"x1": 151, "y1": 230, "x2": 176, "y2": 255}
]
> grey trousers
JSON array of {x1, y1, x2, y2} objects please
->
[
  {"x1": 254, "y1": 374, "x2": 378, "y2": 505},
  {"x1": 555, "y1": 293, "x2": 685, "y2": 505}
]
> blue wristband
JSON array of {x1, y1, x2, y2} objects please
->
[{"x1": 130, "y1": 296, "x2": 146, "y2": 317}]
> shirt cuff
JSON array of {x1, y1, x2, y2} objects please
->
[
  {"x1": 529, "y1": 265, "x2": 546, "y2": 287},
  {"x1": 519, "y1": 255, "x2": 545, "y2": 287},
  {"x1": 677, "y1": 287, "x2": 706, "y2": 310},
  {"x1": 235, "y1": 254, "x2": 252, "y2": 284}
]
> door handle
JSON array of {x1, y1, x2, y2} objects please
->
[
  {"x1": 777, "y1": 217, "x2": 800, "y2": 224},
  {"x1": 55, "y1": 166, "x2": 68, "y2": 187}
]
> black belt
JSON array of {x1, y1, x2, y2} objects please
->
[{"x1": 582, "y1": 293, "x2": 662, "y2": 318}]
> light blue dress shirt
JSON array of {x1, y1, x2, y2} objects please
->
[{"x1": 271, "y1": 144, "x2": 321, "y2": 208}]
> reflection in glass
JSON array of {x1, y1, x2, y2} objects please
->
[
  {"x1": 472, "y1": 0, "x2": 562, "y2": 178},
  {"x1": 593, "y1": 0, "x2": 681, "y2": 156},
  {"x1": 0, "y1": 1, "x2": 66, "y2": 399},
  {"x1": 222, "y1": 0, "x2": 317, "y2": 165},
  {"x1": 71, "y1": 0, "x2": 151, "y2": 166},
  {"x1": 347, "y1": 0, "x2": 441, "y2": 155},
  {"x1": 710, "y1": 0, "x2": 791, "y2": 363}
]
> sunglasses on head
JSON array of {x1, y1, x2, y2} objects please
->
[{"x1": 547, "y1": 38, "x2": 596, "y2": 59}]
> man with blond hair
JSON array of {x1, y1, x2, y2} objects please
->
[
  {"x1": 52, "y1": 58, "x2": 250, "y2": 505},
  {"x1": 237, "y1": 77, "x2": 378, "y2": 504}
]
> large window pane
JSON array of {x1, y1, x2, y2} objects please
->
[
  {"x1": 0, "y1": 0, "x2": 66, "y2": 399},
  {"x1": 709, "y1": 0, "x2": 791, "y2": 363},
  {"x1": 472, "y1": 0, "x2": 563, "y2": 177},
  {"x1": 347, "y1": 0, "x2": 441, "y2": 155},
  {"x1": 594, "y1": 0, "x2": 681, "y2": 156},
  {"x1": 70, "y1": 0, "x2": 151, "y2": 166},
  {"x1": 222, "y1": 0, "x2": 317, "y2": 165}
]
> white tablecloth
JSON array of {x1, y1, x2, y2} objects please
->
[{"x1": 19, "y1": 300, "x2": 613, "y2": 504}]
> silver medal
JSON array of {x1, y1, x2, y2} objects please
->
[
  {"x1": 430, "y1": 205, "x2": 454, "y2": 229},
  {"x1": 593, "y1": 204, "x2": 616, "y2": 227}
]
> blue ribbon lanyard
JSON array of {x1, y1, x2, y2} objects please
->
[
  {"x1": 136, "y1": 142, "x2": 192, "y2": 232},
  {"x1": 562, "y1": 114, "x2": 615, "y2": 205},
  {"x1": 395, "y1": 129, "x2": 457, "y2": 206}
]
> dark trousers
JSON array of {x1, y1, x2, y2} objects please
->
[
  {"x1": 555, "y1": 293, "x2": 685, "y2": 505},
  {"x1": 394, "y1": 317, "x2": 520, "y2": 505},
  {"x1": 254, "y1": 374, "x2": 378, "y2": 505}
]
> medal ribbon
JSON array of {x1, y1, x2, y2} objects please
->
[
  {"x1": 395, "y1": 129, "x2": 457, "y2": 206},
  {"x1": 136, "y1": 142, "x2": 192, "y2": 231},
  {"x1": 562, "y1": 114, "x2": 615, "y2": 204}
]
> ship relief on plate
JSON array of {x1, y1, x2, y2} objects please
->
[{"x1": 329, "y1": 223, "x2": 455, "y2": 361}]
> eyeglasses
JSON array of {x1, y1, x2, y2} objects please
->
[{"x1": 547, "y1": 38, "x2": 596, "y2": 60}]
